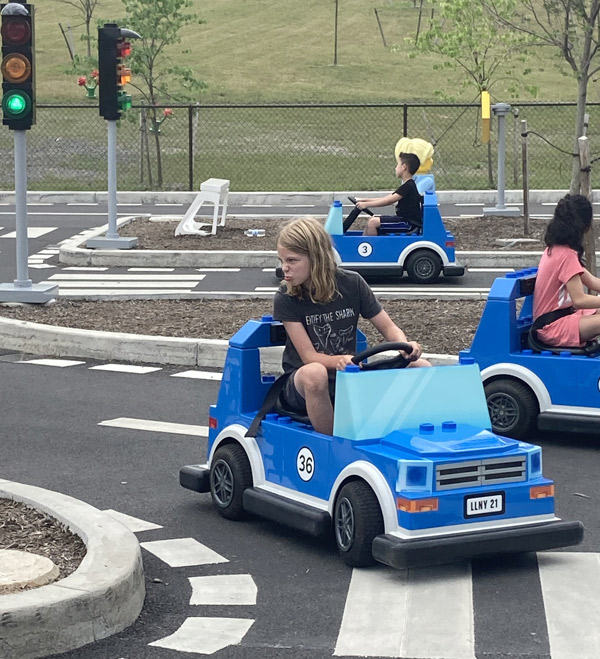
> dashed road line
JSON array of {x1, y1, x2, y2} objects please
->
[
  {"x1": 98, "y1": 417, "x2": 209, "y2": 437},
  {"x1": 140, "y1": 537, "x2": 228, "y2": 567}
]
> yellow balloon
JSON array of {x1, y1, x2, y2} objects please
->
[{"x1": 394, "y1": 137, "x2": 434, "y2": 174}]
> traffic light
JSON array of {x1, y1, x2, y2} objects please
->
[
  {"x1": 98, "y1": 22, "x2": 139, "y2": 121},
  {"x1": 1, "y1": 2, "x2": 35, "y2": 130}
]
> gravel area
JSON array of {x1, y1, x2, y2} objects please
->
[{"x1": 0, "y1": 498, "x2": 86, "y2": 593}]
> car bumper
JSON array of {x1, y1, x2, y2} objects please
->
[
  {"x1": 443, "y1": 262, "x2": 465, "y2": 277},
  {"x1": 180, "y1": 464, "x2": 210, "y2": 493},
  {"x1": 372, "y1": 519, "x2": 584, "y2": 569}
]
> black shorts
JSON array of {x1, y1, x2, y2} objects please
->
[{"x1": 280, "y1": 369, "x2": 336, "y2": 415}]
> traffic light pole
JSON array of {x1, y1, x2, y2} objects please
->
[
  {"x1": 0, "y1": 129, "x2": 58, "y2": 302},
  {"x1": 87, "y1": 120, "x2": 137, "y2": 249}
]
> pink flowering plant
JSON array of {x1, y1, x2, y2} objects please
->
[
  {"x1": 77, "y1": 69, "x2": 99, "y2": 98},
  {"x1": 149, "y1": 107, "x2": 174, "y2": 133}
]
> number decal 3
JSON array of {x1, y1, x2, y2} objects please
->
[
  {"x1": 357, "y1": 242, "x2": 373, "y2": 258},
  {"x1": 297, "y1": 447, "x2": 315, "y2": 482}
]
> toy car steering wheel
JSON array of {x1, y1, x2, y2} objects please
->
[
  {"x1": 348, "y1": 196, "x2": 374, "y2": 216},
  {"x1": 352, "y1": 341, "x2": 413, "y2": 371}
]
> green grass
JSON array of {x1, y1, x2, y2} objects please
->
[{"x1": 37, "y1": 0, "x2": 582, "y2": 104}]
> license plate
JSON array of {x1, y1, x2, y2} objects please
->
[{"x1": 464, "y1": 492, "x2": 505, "y2": 517}]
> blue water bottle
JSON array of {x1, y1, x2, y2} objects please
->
[{"x1": 324, "y1": 200, "x2": 343, "y2": 235}]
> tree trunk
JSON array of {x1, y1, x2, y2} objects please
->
[
  {"x1": 579, "y1": 136, "x2": 596, "y2": 281},
  {"x1": 570, "y1": 75, "x2": 589, "y2": 194}
]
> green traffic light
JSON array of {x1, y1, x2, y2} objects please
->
[{"x1": 2, "y1": 90, "x2": 31, "y2": 117}]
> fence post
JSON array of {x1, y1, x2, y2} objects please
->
[
  {"x1": 579, "y1": 135, "x2": 596, "y2": 278},
  {"x1": 513, "y1": 107, "x2": 519, "y2": 185},
  {"x1": 521, "y1": 119, "x2": 530, "y2": 235},
  {"x1": 188, "y1": 105, "x2": 194, "y2": 191}
]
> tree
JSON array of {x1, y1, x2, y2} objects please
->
[
  {"x1": 408, "y1": 0, "x2": 534, "y2": 187},
  {"x1": 483, "y1": 0, "x2": 600, "y2": 194},
  {"x1": 121, "y1": 0, "x2": 206, "y2": 188},
  {"x1": 58, "y1": 0, "x2": 100, "y2": 58}
]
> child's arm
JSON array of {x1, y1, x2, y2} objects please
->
[
  {"x1": 355, "y1": 192, "x2": 401, "y2": 210},
  {"x1": 283, "y1": 321, "x2": 354, "y2": 370},
  {"x1": 367, "y1": 310, "x2": 422, "y2": 361},
  {"x1": 566, "y1": 272, "x2": 600, "y2": 308}
]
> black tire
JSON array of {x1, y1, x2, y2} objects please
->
[
  {"x1": 210, "y1": 444, "x2": 253, "y2": 520},
  {"x1": 405, "y1": 249, "x2": 442, "y2": 284},
  {"x1": 275, "y1": 266, "x2": 283, "y2": 279},
  {"x1": 484, "y1": 378, "x2": 539, "y2": 439},
  {"x1": 334, "y1": 481, "x2": 384, "y2": 567}
]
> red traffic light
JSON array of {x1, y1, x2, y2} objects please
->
[
  {"x1": 1, "y1": 17, "x2": 31, "y2": 45},
  {"x1": 117, "y1": 41, "x2": 131, "y2": 58}
]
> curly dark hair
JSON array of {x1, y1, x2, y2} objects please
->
[{"x1": 544, "y1": 194, "x2": 593, "y2": 262}]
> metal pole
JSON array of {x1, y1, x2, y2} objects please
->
[
  {"x1": 333, "y1": 0, "x2": 338, "y2": 66},
  {"x1": 106, "y1": 119, "x2": 118, "y2": 239},
  {"x1": 521, "y1": 119, "x2": 530, "y2": 235},
  {"x1": 14, "y1": 130, "x2": 31, "y2": 287}
]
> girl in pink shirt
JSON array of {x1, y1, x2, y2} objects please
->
[{"x1": 533, "y1": 194, "x2": 600, "y2": 347}]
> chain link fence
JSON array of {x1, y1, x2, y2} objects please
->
[{"x1": 0, "y1": 102, "x2": 593, "y2": 192}]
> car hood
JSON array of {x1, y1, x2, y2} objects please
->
[{"x1": 379, "y1": 424, "x2": 517, "y2": 457}]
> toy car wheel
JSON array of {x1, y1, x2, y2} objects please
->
[
  {"x1": 334, "y1": 481, "x2": 384, "y2": 567},
  {"x1": 210, "y1": 444, "x2": 253, "y2": 520},
  {"x1": 484, "y1": 379, "x2": 538, "y2": 439},
  {"x1": 275, "y1": 266, "x2": 283, "y2": 279},
  {"x1": 405, "y1": 249, "x2": 442, "y2": 284}
]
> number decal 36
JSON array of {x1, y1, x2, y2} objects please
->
[{"x1": 297, "y1": 447, "x2": 315, "y2": 481}]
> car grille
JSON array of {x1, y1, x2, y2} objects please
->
[{"x1": 435, "y1": 456, "x2": 527, "y2": 491}]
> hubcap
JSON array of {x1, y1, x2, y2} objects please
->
[
  {"x1": 335, "y1": 497, "x2": 355, "y2": 551},
  {"x1": 212, "y1": 459, "x2": 234, "y2": 506},
  {"x1": 415, "y1": 258, "x2": 434, "y2": 278},
  {"x1": 487, "y1": 392, "x2": 519, "y2": 431}
]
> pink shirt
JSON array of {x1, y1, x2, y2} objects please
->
[{"x1": 533, "y1": 245, "x2": 594, "y2": 346}]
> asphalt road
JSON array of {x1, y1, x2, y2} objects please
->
[
  {"x1": 1, "y1": 352, "x2": 598, "y2": 659},
  {"x1": 0, "y1": 198, "x2": 549, "y2": 295}
]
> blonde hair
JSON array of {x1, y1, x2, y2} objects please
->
[{"x1": 277, "y1": 217, "x2": 338, "y2": 303}]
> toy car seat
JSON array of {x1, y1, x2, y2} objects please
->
[
  {"x1": 527, "y1": 327, "x2": 600, "y2": 356},
  {"x1": 378, "y1": 195, "x2": 424, "y2": 236}
]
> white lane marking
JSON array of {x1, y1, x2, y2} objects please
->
[
  {"x1": 98, "y1": 417, "x2": 209, "y2": 437},
  {"x1": 0, "y1": 211, "x2": 131, "y2": 216},
  {"x1": 370, "y1": 286, "x2": 490, "y2": 293},
  {"x1": 155, "y1": 202, "x2": 184, "y2": 206},
  {"x1": 67, "y1": 202, "x2": 99, "y2": 206},
  {"x1": 171, "y1": 370, "x2": 222, "y2": 381},
  {"x1": 141, "y1": 538, "x2": 228, "y2": 567},
  {"x1": 255, "y1": 286, "x2": 279, "y2": 291},
  {"x1": 29, "y1": 264, "x2": 56, "y2": 269},
  {"x1": 48, "y1": 273, "x2": 206, "y2": 281},
  {"x1": 242, "y1": 204, "x2": 273, "y2": 207},
  {"x1": 127, "y1": 267, "x2": 175, "y2": 272},
  {"x1": 116, "y1": 202, "x2": 142, "y2": 206},
  {"x1": 149, "y1": 617, "x2": 254, "y2": 654},
  {"x1": 195, "y1": 268, "x2": 241, "y2": 272},
  {"x1": 103, "y1": 509, "x2": 163, "y2": 532},
  {"x1": 262, "y1": 268, "x2": 277, "y2": 272},
  {"x1": 62, "y1": 266, "x2": 109, "y2": 271},
  {"x1": 89, "y1": 364, "x2": 162, "y2": 374},
  {"x1": 539, "y1": 552, "x2": 600, "y2": 659},
  {"x1": 334, "y1": 564, "x2": 474, "y2": 658},
  {"x1": 57, "y1": 289, "x2": 195, "y2": 296},
  {"x1": 22, "y1": 358, "x2": 86, "y2": 367},
  {"x1": 1, "y1": 227, "x2": 57, "y2": 238},
  {"x1": 454, "y1": 203, "x2": 485, "y2": 207},
  {"x1": 189, "y1": 575, "x2": 257, "y2": 606},
  {"x1": 53, "y1": 281, "x2": 197, "y2": 289},
  {"x1": 467, "y1": 267, "x2": 515, "y2": 273},
  {"x1": 27, "y1": 203, "x2": 53, "y2": 206},
  {"x1": 37, "y1": 249, "x2": 59, "y2": 254}
]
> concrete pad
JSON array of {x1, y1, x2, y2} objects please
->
[{"x1": 0, "y1": 550, "x2": 60, "y2": 594}]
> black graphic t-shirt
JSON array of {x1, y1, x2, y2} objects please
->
[{"x1": 273, "y1": 269, "x2": 382, "y2": 374}]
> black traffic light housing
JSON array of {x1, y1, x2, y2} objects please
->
[
  {"x1": 1, "y1": 2, "x2": 35, "y2": 130},
  {"x1": 98, "y1": 22, "x2": 140, "y2": 121}
]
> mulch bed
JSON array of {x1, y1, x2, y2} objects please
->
[{"x1": 0, "y1": 498, "x2": 86, "y2": 592}]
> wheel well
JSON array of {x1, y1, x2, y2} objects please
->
[{"x1": 334, "y1": 476, "x2": 376, "y2": 507}]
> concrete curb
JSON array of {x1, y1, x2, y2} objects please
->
[
  {"x1": 0, "y1": 480, "x2": 145, "y2": 659},
  {"x1": 58, "y1": 216, "x2": 545, "y2": 270},
  {"x1": 0, "y1": 315, "x2": 457, "y2": 368}
]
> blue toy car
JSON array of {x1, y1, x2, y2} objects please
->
[
  {"x1": 180, "y1": 315, "x2": 582, "y2": 569},
  {"x1": 462, "y1": 269, "x2": 600, "y2": 440},
  {"x1": 330, "y1": 177, "x2": 464, "y2": 284}
]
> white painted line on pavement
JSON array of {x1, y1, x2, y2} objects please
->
[
  {"x1": 262, "y1": 268, "x2": 277, "y2": 272},
  {"x1": 21, "y1": 358, "x2": 86, "y2": 368},
  {"x1": 0, "y1": 211, "x2": 129, "y2": 216},
  {"x1": 103, "y1": 509, "x2": 163, "y2": 532},
  {"x1": 538, "y1": 552, "x2": 600, "y2": 659},
  {"x1": 49, "y1": 273, "x2": 206, "y2": 281},
  {"x1": 98, "y1": 417, "x2": 209, "y2": 437},
  {"x1": 195, "y1": 268, "x2": 241, "y2": 272},
  {"x1": 171, "y1": 370, "x2": 222, "y2": 381},
  {"x1": 155, "y1": 202, "x2": 184, "y2": 206},
  {"x1": 242, "y1": 204, "x2": 273, "y2": 207},
  {"x1": 57, "y1": 289, "x2": 195, "y2": 296},
  {"x1": 455, "y1": 203, "x2": 485, "y2": 207},
  {"x1": 149, "y1": 617, "x2": 254, "y2": 654},
  {"x1": 335, "y1": 564, "x2": 474, "y2": 658},
  {"x1": 52, "y1": 281, "x2": 198, "y2": 289},
  {"x1": 62, "y1": 266, "x2": 109, "y2": 271},
  {"x1": 29, "y1": 264, "x2": 56, "y2": 269},
  {"x1": 255, "y1": 286, "x2": 279, "y2": 291},
  {"x1": 141, "y1": 538, "x2": 228, "y2": 567},
  {"x1": 117, "y1": 202, "x2": 142, "y2": 206},
  {"x1": 467, "y1": 267, "x2": 515, "y2": 273},
  {"x1": 28, "y1": 203, "x2": 53, "y2": 206},
  {"x1": 1, "y1": 227, "x2": 57, "y2": 238},
  {"x1": 89, "y1": 364, "x2": 162, "y2": 374},
  {"x1": 67, "y1": 202, "x2": 99, "y2": 206},
  {"x1": 189, "y1": 575, "x2": 257, "y2": 605},
  {"x1": 127, "y1": 267, "x2": 175, "y2": 272}
]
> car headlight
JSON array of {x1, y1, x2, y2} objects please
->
[
  {"x1": 528, "y1": 448, "x2": 542, "y2": 479},
  {"x1": 397, "y1": 460, "x2": 433, "y2": 492}
]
